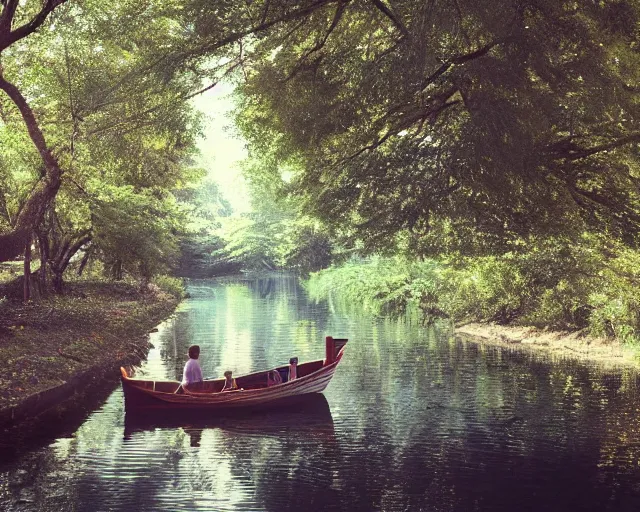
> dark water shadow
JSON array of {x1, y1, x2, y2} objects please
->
[
  {"x1": 119, "y1": 393, "x2": 341, "y2": 511},
  {"x1": 123, "y1": 392, "x2": 335, "y2": 440},
  {"x1": 0, "y1": 376, "x2": 120, "y2": 465}
]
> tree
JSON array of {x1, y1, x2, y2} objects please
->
[
  {"x1": 91, "y1": 185, "x2": 183, "y2": 282},
  {"x1": 230, "y1": 0, "x2": 640, "y2": 256},
  {"x1": 0, "y1": 0, "x2": 70, "y2": 261},
  {"x1": 0, "y1": 0, "x2": 208, "y2": 291},
  {"x1": 0, "y1": 0, "x2": 220, "y2": 264}
]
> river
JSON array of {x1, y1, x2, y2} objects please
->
[{"x1": 2, "y1": 274, "x2": 640, "y2": 511}]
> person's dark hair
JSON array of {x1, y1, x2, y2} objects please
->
[
  {"x1": 289, "y1": 357, "x2": 298, "y2": 365},
  {"x1": 188, "y1": 345, "x2": 200, "y2": 359}
]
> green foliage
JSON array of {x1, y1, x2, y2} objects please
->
[
  {"x1": 233, "y1": 0, "x2": 640, "y2": 257},
  {"x1": 586, "y1": 250, "x2": 640, "y2": 344},
  {"x1": 0, "y1": 0, "x2": 225, "y2": 286},
  {"x1": 281, "y1": 224, "x2": 332, "y2": 274},
  {"x1": 213, "y1": 214, "x2": 284, "y2": 271},
  {"x1": 308, "y1": 240, "x2": 640, "y2": 345},
  {"x1": 4, "y1": 0, "x2": 640, "y2": 344},
  {"x1": 151, "y1": 274, "x2": 186, "y2": 299},
  {"x1": 209, "y1": 141, "x2": 334, "y2": 274},
  {"x1": 307, "y1": 257, "x2": 434, "y2": 320},
  {"x1": 174, "y1": 178, "x2": 232, "y2": 233},
  {"x1": 435, "y1": 257, "x2": 527, "y2": 324},
  {"x1": 92, "y1": 185, "x2": 184, "y2": 280},
  {"x1": 213, "y1": 213, "x2": 334, "y2": 274}
]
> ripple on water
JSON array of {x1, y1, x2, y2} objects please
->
[{"x1": 2, "y1": 275, "x2": 640, "y2": 511}]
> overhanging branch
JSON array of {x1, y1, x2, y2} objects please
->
[
  {"x1": 0, "y1": 0, "x2": 68, "y2": 52},
  {"x1": 285, "y1": 0, "x2": 347, "y2": 80},
  {"x1": 86, "y1": 59, "x2": 245, "y2": 138},
  {"x1": 370, "y1": 0, "x2": 410, "y2": 39},
  {"x1": 546, "y1": 133, "x2": 640, "y2": 161},
  {"x1": 420, "y1": 36, "x2": 515, "y2": 91},
  {"x1": 0, "y1": 72, "x2": 63, "y2": 261},
  {"x1": 340, "y1": 89, "x2": 461, "y2": 163}
]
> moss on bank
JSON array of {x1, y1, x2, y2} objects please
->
[{"x1": 0, "y1": 280, "x2": 179, "y2": 423}]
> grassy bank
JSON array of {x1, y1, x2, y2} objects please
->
[
  {"x1": 306, "y1": 247, "x2": 640, "y2": 364},
  {"x1": 0, "y1": 278, "x2": 182, "y2": 422}
]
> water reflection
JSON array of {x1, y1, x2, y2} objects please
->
[
  {"x1": 118, "y1": 394, "x2": 339, "y2": 511},
  {"x1": 123, "y1": 393, "x2": 334, "y2": 439},
  {"x1": 3, "y1": 274, "x2": 640, "y2": 511}
]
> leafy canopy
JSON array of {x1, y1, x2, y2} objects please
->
[{"x1": 231, "y1": 0, "x2": 640, "y2": 256}]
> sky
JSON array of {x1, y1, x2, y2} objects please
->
[{"x1": 191, "y1": 81, "x2": 250, "y2": 215}]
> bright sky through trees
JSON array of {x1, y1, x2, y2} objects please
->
[{"x1": 192, "y1": 82, "x2": 249, "y2": 215}]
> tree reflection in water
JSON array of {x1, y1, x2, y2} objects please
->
[
  {"x1": 3, "y1": 275, "x2": 640, "y2": 511},
  {"x1": 121, "y1": 393, "x2": 339, "y2": 511}
]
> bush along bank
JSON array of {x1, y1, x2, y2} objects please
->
[
  {"x1": 0, "y1": 276, "x2": 184, "y2": 431},
  {"x1": 306, "y1": 238, "x2": 640, "y2": 365}
]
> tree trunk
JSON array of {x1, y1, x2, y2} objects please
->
[
  {"x1": 37, "y1": 231, "x2": 49, "y2": 296},
  {"x1": 49, "y1": 233, "x2": 91, "y2": 294},
  {"x1": 76, "y1": 246, "x2": 92, "y2": 276},
  {"x1": 0, "y1": 73, "x2": 63, "y2": 262},
  {"x1": 23, "y1": 236, "x2": 31, "y2": 302},
  {"x1": 112, "y1": 259, "x2": 123, "y2": 280},
  {"x1": 51, "y1": 270, "x2": 64, "y2": 294}
]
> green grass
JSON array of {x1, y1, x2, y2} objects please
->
[{"x1": 0, "y1": 280, "x2": 178, "y2": 410}]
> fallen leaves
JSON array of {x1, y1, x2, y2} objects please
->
[{"x1": 0, "y1": 280, "x2": 178, "y2": 409}]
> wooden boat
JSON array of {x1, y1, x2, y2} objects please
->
[{"x1": 120, "y1": 336, "x2": 347, "y2": 411}]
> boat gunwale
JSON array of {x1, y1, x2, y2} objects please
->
[{"x1": 121, "y1": 346, "x2": 346, "y2": 403}]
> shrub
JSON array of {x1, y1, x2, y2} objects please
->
[
  {"x1": 151, "y1": 275, "x2": 186, "y2": 299},
  {"x1": 306, "y1": 241, "x2": 640, "y2": 345}
]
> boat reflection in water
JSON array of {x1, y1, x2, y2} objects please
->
[
  {"x1": 123, "y1": 392, "x2": 336, "y2": 440},
  {"x1": 122, "y1": 393, "x2": 341, "y2": 510}
]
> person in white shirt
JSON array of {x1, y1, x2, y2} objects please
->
[{"x1": 182, "y1": 345, "x2": 204, "y2": 389}]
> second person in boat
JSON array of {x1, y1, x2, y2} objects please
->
[
  {"x1": 267, "y1": 369, "x2": 283, "y2": 386},
  {"x1": 221, "y1": 370, "x2": 239, "y2": 391}
]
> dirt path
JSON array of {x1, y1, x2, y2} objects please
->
[{"x1": 455, "y1": 322, "x2": 638, "y2": 368}]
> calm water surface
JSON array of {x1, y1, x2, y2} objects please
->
[{"x1": 2, "y1": 274, "x2": 640, "y2": 511}]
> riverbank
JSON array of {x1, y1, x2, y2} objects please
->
[
  {"x1": 455, "y1": 322, "x2": 639, "y2": 368},
  {"x1": 0, "y1": 280, "x2": 179, "y2": 430}
]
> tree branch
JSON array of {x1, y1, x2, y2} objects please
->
[
  {"x1": 0, "y1": 71, "x2": 63, "y2": 261},
  {"x1": 451, "y1": 0, "x2": 471, "y2": 45},
  {"x1": 419, "y1": 36, "x2": 515, "y2": 91},
  {"x1": 86, "y1": 59, "x2": 245, "y2": 138},
  {"x1": 370, "y1": 0, "x2": 410, "y2": 39},
  {"x1": 58, "y1": 232, "x2": 92, "y2": 274},
  {"x1": 260, "y1": 0, "x2": 271, "y2": 24},
  {"x1": 570, "y1": 134, "x2": 640, "y2": 161},
  {"x1": 285, "y1": 0, "x2": 347, "y2": 80},
  {"x1": 0, "y1": 0, "x2": 68, "y2": 53},
  {"x1": 545, "y1": 133, "x2": 640, "y2": 161},
  {"x1": 0, "y1": 0, "x2": 19, "y2": 33},
  {"x1": 0, "y1": 72, "x2": 60, "y2": 172},
  {"x1": 193, "y1": 0, "x2": 344, "y2": 57},
  {"x1": 341, "y1": 88, "x2": 460, "y2": 163}
]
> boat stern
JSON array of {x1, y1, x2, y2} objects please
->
[{"x1": 325, "y1": 336, "x2": 348, "y2": 365}]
